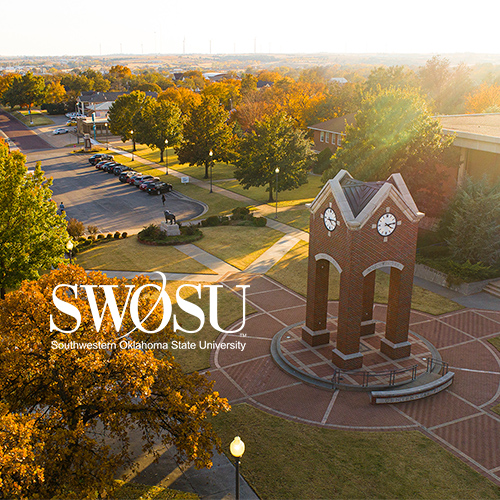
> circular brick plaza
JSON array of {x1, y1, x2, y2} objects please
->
[{"x1": 207, "y1": 274, "x2": 500, "y2": 486}]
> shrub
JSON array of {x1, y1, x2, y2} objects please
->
[
  {"x1": 254, "y1": 216, "x2": 267, "y2": 227},
  {"x1": 312, "y1": 148, "x2": 333, "y2": 174},
  {"x1": 417, "y1": 245, "x2": 450, "y2": 259},
  {"x1": 181, "y1": 225, "x2": 196, "y2": 236},
  {"x1": 446, "y1": 260, "x2": 495, "y2": 286},
  {"x1": 202, "y1": 215, "x2": 221, "y2": 227},
  {"x1": 97, "y1": 234, "x2": 104, "y2": 240},
  {"x1": 67, "y1": 218, "x2": 85, "y2": 238},
  {"x1": 121, "y1": 232, "x2": 128, "y2": 238},
  {"x1": 87, "y1": 225, "x2": 99, "y2": 235},
  {"x1": 113, "y1": 231, "x2": 121, "y2": 239},
  {"x1": 106, "y1": 233, "x2": 113, "y2": 239},
  {"x1": 231, "y1": 207, "x2": 251, "y2": 220}
]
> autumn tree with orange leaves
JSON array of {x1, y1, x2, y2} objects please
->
[{"x1": 0, "y1": 265, "x2": 229, "y2": 499}]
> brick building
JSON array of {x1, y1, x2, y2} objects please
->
[{"x1": 308, "y1": 113, "x2": 355, "y2": 153}]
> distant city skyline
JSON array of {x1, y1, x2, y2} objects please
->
[{"x1": 2, "y1": 0, "x2": 499, "y2": 57}]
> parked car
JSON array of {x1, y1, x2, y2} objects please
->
[
  {"x1": 147, "y1": 182, "x2": 173, "y2": 195},
  {"x1": 95, "y1": 161, "x2": 115, "y2": 170},
  {"x1": 139, "y1": 177, "x2": 160, "y2": 190},
  {"x1": 104, "y1": 162, "x2": 119, "y2": 173},
  {"x1": 66, "y1": 120, "x2": 77, "y2": 126},
  {"x1": 89, "y1": 154, "x2": 113, "y2": 165},
  {"x1": 53, "y1": 128, "x2": 68, "y2": 135},
  {"x1": 133, "y1": 175, "x2": 155, "y2": 187},
  {"x1": 120, "y1": 171, "x2": 138, "y2": 182},
  {"x1": 113, "y1": 165, "x2": 132, "y2": 175}
]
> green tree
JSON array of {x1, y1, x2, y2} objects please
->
[
  {"x1": 1, "y1": 72, "x2": 46, "y2": 121},
  {"x1": 135, "y1": 97, "x2": 183, "y2": 162},
  {"x1": 0, "y1": 143, "x2": 68, "y2": 298},
  {"x1": 322, "y1": 86, "x2": 453, "y2": 215},
  {"x1": 176, "y1": 95, "x2": 233, "y2": 178},
  {"x1": 0, "y1": 265, "x2": 229, "y2": 498},
  {"x1": 108, "y1": 90, "x2": 146, "y2": 151},
  {"x1": 234, "y1": 112, "x2": 312, "y2": 202},
  {"x1": 418, "y1": 56, "x2": 473, "y2": 114},
  {"x1": 440, "y1": 177, "x2": 500, "y2": 266},
  {"x1": 365, "y1": 65, "x2": 418, "y2": 93}
]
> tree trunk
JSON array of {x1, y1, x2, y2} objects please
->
[
  {"x1": 204, "y1": 160, "x2": 209, "y2": 179},
  {"x1": 268, "y1": 179, "x2": 274, "y2": 202},
  {"x1": 132, "y1": 137, "x2": 136, "y2": 152},
  {"x1": 160, "y1": 148, "x2": 164, "y2": 163}
]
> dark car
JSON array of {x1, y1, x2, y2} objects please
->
[
  {"x1": 147, "y1": 182, "x2": 173, "y2": 195},
  {"x1": 139, "y1": 177, "x2": 160, "y2": 190},
  {"x1": 126, "y1": 173, "x2": 145, "y2": 185},
  {"x1": 89, "y1": 154, "x2": 113, "y2": 165},
  {"x1": 104, "y1": 162, "x2": 119, "y2": 173},
  {"x1": 95, "y1": 161, "x2": 116, "y2": 170},
  {"x1": 113, "y1": 165, "x2": 132, "y2": 175},
  {"x1": 119, "y1": 171, "x2": 138, "y2": 182}
]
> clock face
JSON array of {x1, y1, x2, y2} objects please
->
[
  {"x1": 377, "y1": 213, "x2": 397, "y2": 236},
  {"x1": 323, "y1": 208, "x2": 337, "y2": 231}
]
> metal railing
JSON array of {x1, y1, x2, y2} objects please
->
[
  {"x1": 332, "y1": 364, "x2": 418, "y2": 388},
  {"x1": 425, "y1": 357, "x2": 449, "y2": 375}
]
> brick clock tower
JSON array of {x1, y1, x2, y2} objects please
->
[{"x1": 302, "y1": 169, "x2": 424, "y2": 370}]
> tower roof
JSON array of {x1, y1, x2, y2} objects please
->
[{"x1": 309, "y1": 170, "x2": 424, "y2": 229}]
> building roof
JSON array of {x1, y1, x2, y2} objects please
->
[
  {"x1": 77, "y1": 90, "x2": 157, "y2": 104},
  {"x1": 309, "y1": 170, "x2": 424, "y2": 230},
  {"x1": 438, "y1": 113, "x2": 500, "y2": 138},
  {"x1": 308, "y1": 113, "x2": 356, "y2": 133}
]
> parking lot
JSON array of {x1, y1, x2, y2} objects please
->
[{"x1": 25, "y1": 147, "x2": 205, "y2": 234}]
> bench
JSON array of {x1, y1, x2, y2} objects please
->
[{"x1": 370, "y1": 372, "x2": 454, "y2": 404}]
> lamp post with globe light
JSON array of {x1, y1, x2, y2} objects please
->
[
  {"x1": 165, "y1": 138, "x2": 169, "y2": 175},
  {"x1": 209, "y1": 149, "x2": 214, "y2": 193},
  {"x1": 275, "y1": 167, "x2": 280, "y2": 219},
  {"x1": 130, "y1": 130, "x2": 134, "y2": 161},
  {"x1": 230, "y1": 436, "x2": 245, "y2": 500}
]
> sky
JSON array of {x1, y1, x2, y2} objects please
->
[{"x1": 1, "y1": 0, "x2": 499, "y2": 57}]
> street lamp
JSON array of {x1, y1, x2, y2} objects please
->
[
  {"x1": 230, "y1": 436, "x2": 245, "y2": 500},
  {"x1": 66, "y1": 240, "x2": 74, "y2": 265},
  {"x1": 105, "y1": 123, "x2": 108, "y2": 149},
  {"x1": 275, "y1": 167, "x2": 280, "y2": 219},
  {"x1": 209, "y1": 149, "x2": 214, "y2": 193},
  {"x1": 130, "y1": 130, "x2": 134, "y2": 161},
  {"x1": 165, "y1": 138, "x2": 169, "y2": 175}
]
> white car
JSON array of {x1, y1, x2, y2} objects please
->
[{"x1": 53, "y1": 128, "x2": 69, "y2": 135}]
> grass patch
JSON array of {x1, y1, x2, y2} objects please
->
[
  {"x1": 194, "y1": 225, "x2": 284, "y2": 271},
  {"x1": 112, "y1": 479, "x2": 197, "y2": 499},
  {"x1": 76, "y1": 235, "x2": 214, "y2": 275},
  {"x1": 12, "y1": 109, "x2": 54, "y2": 127},
  {"x1": 266, "y1": 241, "x2": 463, "y2": 315},
  {"x1": 274, "y1": 204, "x2": 311, "y2": 232},
  {"x1": 217, "y1": 174, "x2": 324, "y2": 207},
  {"x1": 213, "y1": 404, "x2": 500, "y2": 500}
]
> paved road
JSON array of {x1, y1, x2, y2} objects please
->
[
  {"x1": 0, "y1": 110, "x2": 52, "y2": 150},
  {"x1": 25, "y1": 148, "x2": 205, "y2": 234}
]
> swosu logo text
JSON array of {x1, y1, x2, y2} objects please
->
[{"x1": 50, "y1": 272, "x2": 249, "y2": 339}]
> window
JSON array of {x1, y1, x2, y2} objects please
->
[
  {"x1": 320, "y1": 131, "x2": 324, "y2": 142},
  {"x1": 325, "y1": 132, "x2": 329, "y2": 143},
  {"x1": 337, "y1": 134, "x2": 342, "y2": 146}
]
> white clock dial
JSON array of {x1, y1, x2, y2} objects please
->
[
  {"x1": 377, "y1": 213, "x2": 397, "y2": 236},
  {"x1": 323, "y1": 208, "x2": 337, "y2": 231}
]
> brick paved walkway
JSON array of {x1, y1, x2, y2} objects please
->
[{"x1": 208, "y1": 274, "x2": 500, "y2": 486}]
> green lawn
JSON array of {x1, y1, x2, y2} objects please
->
[
  {"x1": 273, "y1": 204, "x2": 311, "y2": 232},
  {"x1": 217, "y1": 174, "x2": 324, "y2": 207},
  {"x1": 12, "y1": 109, "x2": 54, "y2": 127},
  {"x1": 76, "y1": 235, "x2": 214, "y2": 275},
  {"x1": 266, "y1": 240, "x2": 463, "y2": 315},
  {"x1": 213, "y1": 404, "x2": 500, "y2": 500},
  {"x1": 194, "y1": 225, "x2": 284, "y2": 270}
]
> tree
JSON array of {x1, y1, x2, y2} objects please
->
[
  {"x1": 364, "y1": 65, "x2": 418, "y2": 93},
  {"x1": 108, "y1": 90, "x2": 147, "y2": 150},
  {"x1": 44, "y1": 79, "x2": 67, "y2": 104},
  {"x1": 234, "y1": 112, "x2": 312, "y2": 202},
  {"x1": 135, "y1": 97, "x2": 183, "y2": 162},
  {"x1": 176, "y1": 95, "x2": 233, "y2": 178},
  {"x1": 418, "y1": 56, "x2": 473, "y2": 114},
  {"x1": 0, "y1": 265, "x2": 229, "y2": 498},
  {"x1": 322, "y1": 86, "x2": 453, "y2": 215},
  {"x1": 0, "y1": 143, "x2": 68, "y2": 298},
  {"x1": 440, "y1": 177, "x2": 500, "y2": 266},
  {"x1": 465, "y1": 83, "x2": 500, "y2": 113},
  {"x1": 1, "y1": 72, "x2": 46, "y2": 120},
  {"x1": 158, "y1": 86, "x2": 202, "y2": 115}
]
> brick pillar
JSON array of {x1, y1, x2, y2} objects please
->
[
  {"x1": 360, "y1": 271, "x2": 376, "y2": 336},
  {"x1": 332, "y1": 269, "x2": 363, "y2": 369},
  {"x1": 302, "y1": 258, "x2": 330, "y2": 346},
  {"x1": 381, "y1": 266, "x2": 412, "y2": 359}
]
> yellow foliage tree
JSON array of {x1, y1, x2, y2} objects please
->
[
  {"x1": 0, "y1": 265, "x2": 229, "y2": 498},
  {"x1": 465, "y1": 83, "x2": 500, "y2": 113}
]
